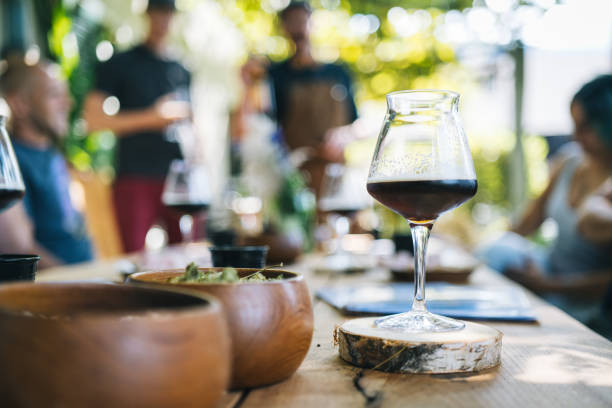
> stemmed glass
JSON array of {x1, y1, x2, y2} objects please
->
[
  {"x1": 319, "y1": 163, "x2": 371, "y2": 269},
  {"x1": 162, "y1": 159, "x2": 211, "y2": 242},
  {"x1": 366, "y1": 90, "x2": 477, "y2": 332},
  {"x1": 0, "y1": 116, "x2": 25, "y2": 212},
  {"x1": 163, "y1": 86, "x2": 192, "y2": 144}
]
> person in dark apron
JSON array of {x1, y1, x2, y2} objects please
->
[{"x1": 239, "y1": 1, "x2": 358, "y2": 198}]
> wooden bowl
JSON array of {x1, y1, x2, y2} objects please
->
[
  {"x1": 0, "y1": 282, "x2": 231, "y2": 408},
  {"x1": 129, "y1": 268, "x2": 314, "y2": 389}
]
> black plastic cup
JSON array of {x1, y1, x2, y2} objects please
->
[
  {"x1": 209, "y1": 246, "x2": 268, "y2": 269},
  {"x1": 392, "y1": 233, "x2": 414, "y2": 255},
  {"x1": 0, "y1": 254, "x2": 41, "y2": 282},
  {"x1": 208, "y1": 229, "x2": 237, "y2": 247}
]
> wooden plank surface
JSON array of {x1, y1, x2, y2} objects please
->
[
  {"x1": 37, "y1": 259, "x2": 122, "y2": 282},
  {"x1": 240, "y1": 259, "x2": 612, "y2": 408},
  {"x1": 38, "y1": 254, "x2": 612, "y2": 408}
]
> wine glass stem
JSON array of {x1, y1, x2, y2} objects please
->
[
  {"x1": 179, "y1": 214, "x2": 194, "y2": 243},
  {"x1": 335, "y1": 215, "x2": 350, "y2": 254},
  {"x1": 410, "y1": 223, "x2": 431, "y2": 313}
]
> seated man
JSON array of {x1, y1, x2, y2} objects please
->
[{"x1": 0, "y1": 59, "x2": 94, "y2": 268}]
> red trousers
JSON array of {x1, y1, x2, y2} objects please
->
[{"x1": 113, "y1": 177, "x2": 182, "y2": 253}]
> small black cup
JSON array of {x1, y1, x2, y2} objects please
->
[
  {"x1": 208, "y1": 229, "x2": 237, "y2": 247},
  {"x1": 0, "y1": 254, "x2": 41, "y2": 282},
  {"x1": 392, "y1": 233, "x2": 414, "y2": 255},
  {"x1": 210, "y1": 246, "x2": 268, "y2": 269}
]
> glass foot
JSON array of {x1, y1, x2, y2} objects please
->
[{"x1": 374, "y1": 311, "x2": 466, "y2": 333}]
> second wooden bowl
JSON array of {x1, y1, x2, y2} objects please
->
[{"x1": 129, "y1": 268, "x2": 314, "y2": 389}]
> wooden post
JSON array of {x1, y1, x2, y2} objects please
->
[{"x1": 509, "y1": 44, "x2": 527, "y2": 219}]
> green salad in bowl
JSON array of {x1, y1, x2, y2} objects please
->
[{"x1": 167, "y1": 263, "x2": 283, "y2": 284}]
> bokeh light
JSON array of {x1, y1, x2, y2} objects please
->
[{"x1": 95, "y1": 40, "x2": 114, "y2": 61}]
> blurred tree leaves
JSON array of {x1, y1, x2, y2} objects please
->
[
  {"x1": 48, "y1": 0, "x2": 475, "y2": 175},
  {"x1": 41, "y1": 0, "x2": 549, "y2": 229},
  {"x1": 226, "y1": 0, "x2": 469, "y2": 103},
  {"x1": 49, "y1": 2, "x2": 115, "y2": 178}
]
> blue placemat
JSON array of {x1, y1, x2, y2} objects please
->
[{"x1": 316, "y1": 282, "x2": 537, "y2": 322}]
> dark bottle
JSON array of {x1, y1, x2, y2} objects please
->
[{"x1": 164, "y1": 202, "x2": 210, "y2": 215}]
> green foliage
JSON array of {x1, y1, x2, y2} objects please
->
[
  {"x1": 47, "y1": 0, "x2": 476, "y2": 174},
  {"x1": 49, "y1": 8, "x2": 78, "y2": 75},
  {"x1": 50, "y1": 3, "x2": 115, "y2": 176},
  {"x1": 473, "y1": 150, "x2": 511, "y2": 208},
  {"x1": 224, "y1": 1, "x2": 467, "y2": 103},
  {"x1": 168, "y1": 263, "x2": 283, "y2": 283},
  {"x1": 41, "y1": 0, "x2": 550, "y2": 239},
  {"x1": 266, "y1": 168, "x2": 317, "y2": 250},
  {"x1": 346, "y1": 0, "x2": 473, "y2": 12}
]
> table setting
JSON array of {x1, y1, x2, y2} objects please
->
[{"x1": 0, "y1": 89, "x2": 610, "y2": 408}]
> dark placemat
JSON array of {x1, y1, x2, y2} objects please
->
[{"x1": 316, "y1": 282, "x2": 537, "y2": 322}]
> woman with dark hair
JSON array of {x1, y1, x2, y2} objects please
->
[{"x1": 479, "y1": 75, "x2": 612, "y2": 330}]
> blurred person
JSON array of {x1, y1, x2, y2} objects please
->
[
  {"x1": 236, "y1": 1, "x2": 358, "y2": 197},
  {"x1": 577, "y1": 177, "x2": 612, "y2": 339},
  {"x1": 0, "y1": 60, "x2": 94, "y2": 267},
  {"x1": 478, "y1": 75, "x2": 612, "y2": 323},
  {"x1": 83, "y1": 0, "x2": 191, "y2": 252},
  {"x1": 577, "y1": 176, "x2": 612, "y2": 244}
]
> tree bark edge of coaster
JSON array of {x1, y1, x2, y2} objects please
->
[{"x1": 335, "y1": 317, "x2": 502, "y2": 374}]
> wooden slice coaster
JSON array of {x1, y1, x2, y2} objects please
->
[{"x1": 335, "y1": 317, "x2": 502, "y2": 374}]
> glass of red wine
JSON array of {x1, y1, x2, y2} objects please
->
[
  {"x1": 366, "y1": 90, "x2": 477, "y2": 332},
  {"x1": 162, "y1": 159, "x2": 211, "y2": 242},
  {"x1": 318, "y1": 163, "x2": 371, "y2": 270},
  {"x1": 0, "y1": 116, "x2": 25, "y2": 212}
]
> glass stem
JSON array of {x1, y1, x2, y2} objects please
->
[
  {"x1": 179, "y1": 214, "x2": 194, "y2": 243},
  {"x1": 410, "y1": 223, "x2": 431, "y2": 313},
  {"x1": 334, "y1": 215, "x2": 350, "y2": 254}
]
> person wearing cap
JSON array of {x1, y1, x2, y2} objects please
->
[
  {"x1": 83, "y1": 0, "x2": 192, "y2": 252},
  {"x1": 237, "y1": 1, "x2": 358, "y2": 197}
]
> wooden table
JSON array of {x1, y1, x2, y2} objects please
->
[{"x1": 39, "y1": 254, "x2": 612, "y2": 408}]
